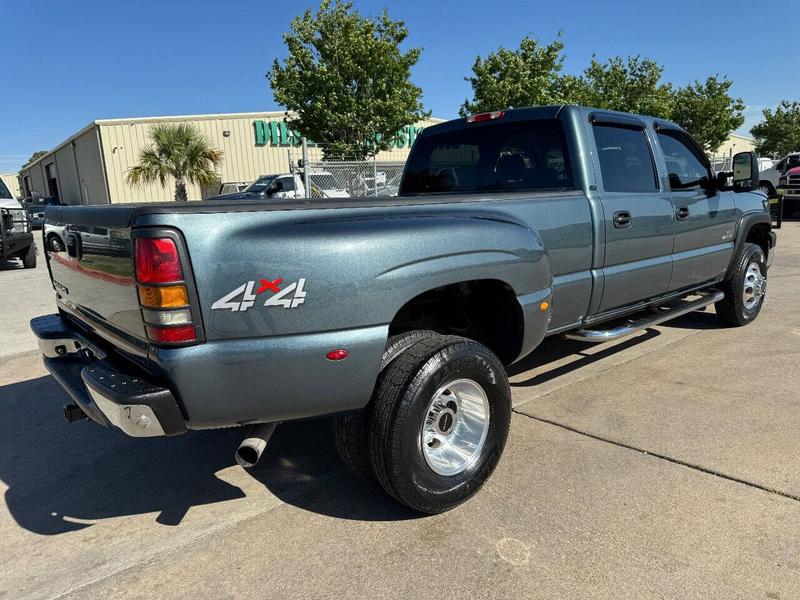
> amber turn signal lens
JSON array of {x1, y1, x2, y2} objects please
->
[
  {"x1": 138, "y1": 284, "x2": 189, "y2": 308},
  {"x1": 539, "y1": 301, "x2": 550, "y2": 311}
]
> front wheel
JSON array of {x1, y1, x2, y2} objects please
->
[
  {"x1": 368, "y1": 334, "x2": 511, "y2": 514},
  {"x1": 716, "y1": 243, "x2": 767, "y2": 326},
  {"x1": 21, "y1": 243, "x2": 37, "y2": 269},
  {"x1": 47, "y1": 234, "x2": 65, "y2": 252}
]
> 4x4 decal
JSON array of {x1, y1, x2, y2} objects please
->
[{"x1": 212, "y1": 277, "x2": 307, "y2": 312}]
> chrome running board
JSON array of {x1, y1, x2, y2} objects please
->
[{"x1": 563, "y1": 290, "x2": 724, "y2": 343}]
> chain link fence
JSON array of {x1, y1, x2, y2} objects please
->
[
  {"x1": 708, "y1": 154, "x2": 732, "y2": 173},
  {"x1": 708, "y1": 154, "x2": 775, "y2": 174},
  {"x1": 293, "y1": 157, "x2": 406, "y2": 198}
]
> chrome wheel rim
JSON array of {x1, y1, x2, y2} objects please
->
[
  {"x1": 421, "y1": 378, "x2": 490, "y2": 476},
  {"x1": 742, "y1": 262, "x2": 766, "y2": 311}
]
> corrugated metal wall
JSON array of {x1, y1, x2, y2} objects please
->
[
  {"x1": 27, "y1": 161, "x2": 47, "y2": 199},
  {"x1": 18, "y1": 127, "x2": 108, "y2": 205},
  {"x1": 0, "y1": 174, "x2": 21, "y2": 198},
  {"x1": 54, "y1": 145, "x2": 80, "y2": 204},
  {"x1": 99, "y1": 112, "x2": 437, "y2": 203},
  {"x1": 19, "y1": 112, "x2": 441, "y2": 205},
  {"x1": 73, "y1": 128, "x2": 109, "y2": 204}
]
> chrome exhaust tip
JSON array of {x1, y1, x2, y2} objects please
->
[{"x1": 235, "y1": 422, "x2": 278, "y2": 468}]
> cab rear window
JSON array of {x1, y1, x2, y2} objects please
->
[{"x1": 400, "y1": 119, "x2": 574, "y2": 195}]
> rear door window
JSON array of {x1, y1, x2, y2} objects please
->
[
  {"x1": 592, "y1": 124, "x2": 658, "y2": 193},
  {"x1": 400, "y1": 119, "x2": 574, "y2": 195}
]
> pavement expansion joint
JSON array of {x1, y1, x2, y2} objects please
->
[{"x1": 512, "y1": 409, "x2": 800, "y2": 504}]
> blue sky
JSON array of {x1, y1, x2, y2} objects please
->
[{"x1": 1, "y1": 0, "x2": 795, "y2": 173}]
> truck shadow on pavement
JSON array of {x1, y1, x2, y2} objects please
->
[
  {"x1": 507, "y1": 328, "x2": 661, "y2": 386},
  {"x1": 1, "y1": 312, "x2": 726, "y2": 534},
  {"x1": 0, "y1": 375, "x2": 414, "y2": 535}
]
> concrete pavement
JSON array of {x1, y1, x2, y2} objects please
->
[{"x1": 1, "y1": 222, "x2": 798, "y2": 599}]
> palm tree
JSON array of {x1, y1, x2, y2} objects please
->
[{"x1": 126, "y1": 123, "x2": 224, "y2": 201}]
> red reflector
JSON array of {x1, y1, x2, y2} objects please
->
[
  {"x1": 146, "y1": 325, "x2": 196, "y2": 344},
  {"x1": 326, "y1": 349, "x2": 348, "y2": 361},
  {"x1": 466, "y1": 110, "x2": 505, "y2": 123},
  {"x1": 135, "y1": 238, "x2": 183, "y2": 284}
]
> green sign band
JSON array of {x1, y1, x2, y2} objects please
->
[{"x1": 253, "y1": 120, "x2": 423, "y2": 149}]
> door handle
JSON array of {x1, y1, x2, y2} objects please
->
[
  {"x1": 613, "y1": 210, "x2": 632, "y2": 228},
  {"x1": 675, "y1": 206, "x2": 690, "y2": 221}
]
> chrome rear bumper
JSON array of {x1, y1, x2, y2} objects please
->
[{"x1": 31, "y1": 314, "x2": 186, "y2": 437}]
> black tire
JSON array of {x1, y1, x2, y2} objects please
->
[
  {"x1": 47, "y1": 234, "x2": 65, "y2": 252},
  {"x1": 331, "y1": 330, "x2": 439, "y2": 483},
  {"x1": 368, "y1": 334, "x2": 511, "y2": 514},
  {"x1": 716, "y1": 243, "x2": 767, "y2": 326},
  {"x1": 21, "y1": 243, "x2": 37, "y2": 269}
]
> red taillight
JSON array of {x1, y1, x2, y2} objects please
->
[
  {"x1": 145, "y1": 325, "x2": 196, "y2": 344},
  {"x1": 135, "y1": 238, "x2": 183, "y2": 284},
  {"x1": 135, "y1": 235, "x2": 197, "y2": 345},
  {"x1": 466, "y1": 110, "x2": 505, "y2": 123}
]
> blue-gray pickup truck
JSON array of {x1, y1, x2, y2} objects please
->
[{"x1": 32, "y1": 106, "x2": 776, "y2": 513}]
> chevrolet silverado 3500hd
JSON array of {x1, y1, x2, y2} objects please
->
[{"x1": 31, "y1": 106, "x2": 776, "y2": 513}]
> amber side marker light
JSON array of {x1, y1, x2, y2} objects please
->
[{"x1": 539, "y1": 301, "x2": 550, "y2": 311}]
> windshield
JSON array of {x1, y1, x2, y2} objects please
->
[
  {"x1": 788, "y1": 155, "x2": 800, "y2": 171},
  {"x1": 309, "y1": 174, "x2": 340, "y2": 190},
  {"x1": 0, "y1": 179, "x2": 12, "y2": 199},
  {"x1": 400, "y1": 118, "x2": 574, "y2": 195},
  {"x1": 244, "y1": 175, "x2": 277, "y2": 194}
]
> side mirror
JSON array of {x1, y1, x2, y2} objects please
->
[{"x1": 732, "y1": 152, "x2": 759, "y2": 192}]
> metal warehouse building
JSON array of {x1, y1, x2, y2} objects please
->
[{"x1": 19, "y1": 111, "x2": 442, "y2": 205}]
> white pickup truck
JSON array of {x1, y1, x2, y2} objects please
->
[
  {"x1": 759, "y1": 152, "x2": 800, "y2": 197},
  {"x1": 210, "y1": 172, "x2": 350, "y2": 201}
]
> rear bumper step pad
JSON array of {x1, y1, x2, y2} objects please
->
[{"x1": 32, "y1": 314, "x2": 187, "y2": 437}]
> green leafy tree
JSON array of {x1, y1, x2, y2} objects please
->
[
  {"x1": 20, "y1": 150, "x2": 48, "y2": 171},
  {"x1": 459, "y1": 35, "x2": 569, "y2": 116},
  {"x1": 572, "y1": 55, "x2": 674, "y2": 118},
  {"x1": 460, "y1": 43, "x2": 674, "y2": 118},
  {"x1": 461, "y1": 37, "x2": 746, "y2": 150},
  {"x1": 671, "y1": 76, "x2": 744, "y2": 152},
  {"x1": 269, "y1": 0, "x2": 428, "y2": 160},
  {"x1": 750, "y1": 100, "x2": 800, "y2": 158},
  {"x1": 126, "y1": 123, "x2": 223, "y2": 201}
]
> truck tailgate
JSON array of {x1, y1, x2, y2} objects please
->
[{"x1": 45, "y1": 205, "x2": 146, "y2": 342}]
